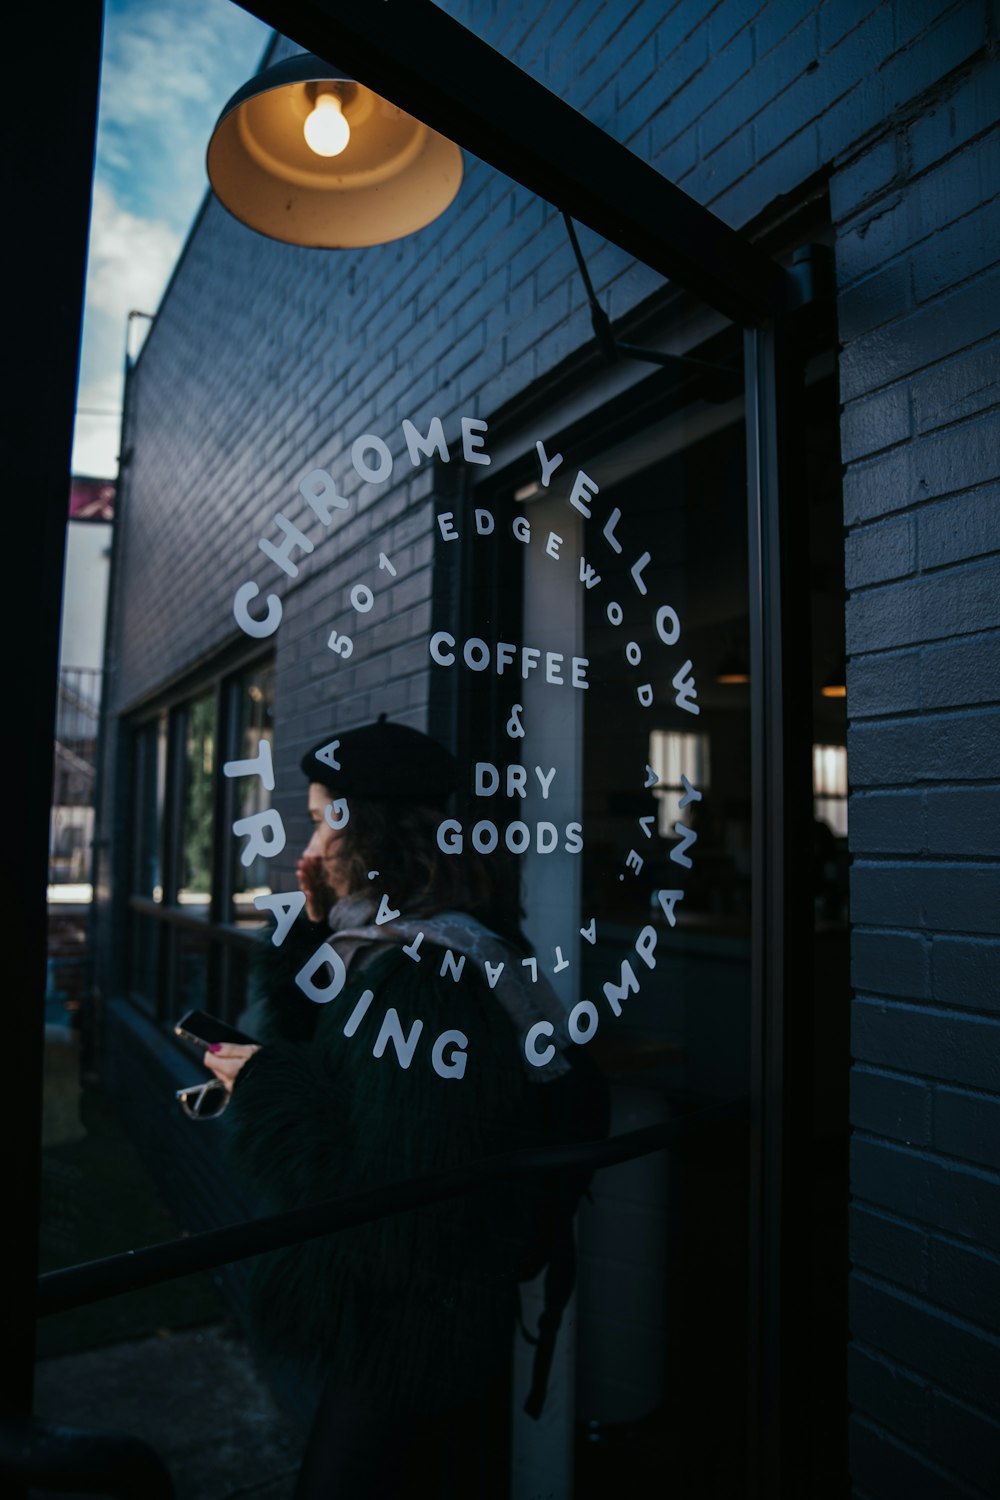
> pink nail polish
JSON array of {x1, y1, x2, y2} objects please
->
[{"x1": 208, "y1": 1043, "x2": 223, "y2": 1053}]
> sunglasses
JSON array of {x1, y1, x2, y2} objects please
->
[{"x1": 176, "y1": 1078, "x2": 229, "y2": 1120}]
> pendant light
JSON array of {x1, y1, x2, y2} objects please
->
[{"x1": 207, "y1": 52, "x2": 463, "y2": 248}]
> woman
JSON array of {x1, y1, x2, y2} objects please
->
[{"x1": 203, "y1": 717, "x2": 586, "y2": 1497}]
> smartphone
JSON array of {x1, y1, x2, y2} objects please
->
[{"x1": 175, "y1": 1009, "x2": 257, "y2": 1049}]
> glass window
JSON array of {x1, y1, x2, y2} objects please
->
[
  {"x1": 176, "y1": 692, "x2": 216, "y2": 917},
  {"x1": 130, "y1": 716, "x2": 166, "y2": 901},
  {"x1": 228, "y1": 661, "x2": 275, "y2": 927}
]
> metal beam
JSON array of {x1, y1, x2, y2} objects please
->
[{"x1": 235, "y1": 0, "x2": 794, "y2": 325}]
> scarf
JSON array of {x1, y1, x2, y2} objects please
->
[{"x1": 325, "y1": 893, "x2": 570, "y2": 1079}]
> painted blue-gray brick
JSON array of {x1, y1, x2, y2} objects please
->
[
  {"x1": 929, "y1": 1236, "x2": 1000, "y2": 1334},
  {"x1": 851, "y1": 864, "x2": 1000, "y2": 937},
  {"x1": 847, "y1": 1345, "x2": 932, "y2": 1449},
  {"x1": 830, "y1": 135, "x2": 899, "y2": 222},
  {"x1": 846, "y1": 514, "x2": 916, "y2": 587},
  {"x1": 847, "y1": 649, "x2": 921, "y2": 718},
  {"x1": 931, "y1": 937, "x2": 1000, "y2": 1013},
  {"x1": 850, "y1": 1203, "x2": 929, "y2": 1291},
  {"x1": 913, "y1": 191, "x2": 1000, "y2": 304},
  {"x1": 881, "y1": 0, "x2": 990, "y2": 116},
  {"x1": 836, "y1": 257, "x2": 912, "y2": 346},
  {"x1": 851, "y1": 1067, "x2": 932, "y2": 1144},
  {"x1": 843, "y1": 414, "x2": 1000, "y2": 526},
  {"x1": 932, "y1": 1389, "x2": 1000, "y2": 1495},
  {"x1": 913, "y1": 342, "x2": 1000, "y2": 435},
  {"x1": 934, "y1": 1086, "x2": 1000, "y2": 1171},
  {"x1": 840, "y1": 385, "x2": 911, "y2": 463},
  {"x1": 839, "y1": 270, "x2": 1000, "y2": 402},
  {"x1": 848, "y1": 707, "x2": 1000, "y2": 785},
  {"x1": 904, "y1": 51, "x2": 1000, "y2": 176},
  {"x1": 852, "y1": 996, "x2": 1000, "y2": 1088},
  {"x1": 849, "y1": 790, "x2": 924, "y2": 853},
  {"x1": 853, "y1": 928, "x2": 931, "y2": 998},
  {"x1": 850, "y1": 1272, "x2": 1000, "y2": 1400},
  {"x1": 917, "y1": 487, "x2": 1000, "y2": 572},
  {"x1": 846, "y1": 558, "x2": 1000, "y2": 652},
  {"x1": 925, "y1": 787, "x2": 1000, "y2": 857},
  {"x1": 920, "y1": 632, "x2": 1000, "y2": 709},
  {"x1": 849, "y1": 1414, "x2": 992, "y2": 1500}
]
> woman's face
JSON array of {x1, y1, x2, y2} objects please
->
[{"x1": 304, "y1": 782, "x2": 352, "y2": 898}]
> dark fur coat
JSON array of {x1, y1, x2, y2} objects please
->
[{"x1": 225, "y1": 923, "x2": 549, "y2": 1416}]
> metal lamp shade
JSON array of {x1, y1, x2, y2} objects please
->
[{"x1": 207, "y1": 52, "x2": 463, "y2": 248}]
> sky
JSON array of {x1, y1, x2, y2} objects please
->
[{"x1": 73, "y1": 0, "x2": 272, "y2": 479}]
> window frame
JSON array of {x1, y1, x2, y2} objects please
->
[{"x1": 125, "y1": 649, "x2": 275, "y2": 1027}]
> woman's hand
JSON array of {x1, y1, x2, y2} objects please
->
[
  {"x1": 203, "y1": 1042, "x2": 261, "y2": 1094},
  {"x1": 297, "y1": 853, "x2": 334, "y2": 923}
]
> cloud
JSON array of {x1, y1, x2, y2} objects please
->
[
  {"x1": 86, "y1": 179, "x2": 183, "y2": 322},
  {"x1": 71, "y1": 0, "x2": 271, "y2": 477}
]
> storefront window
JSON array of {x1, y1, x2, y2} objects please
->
[
  {"x1": 176, "y1": 692, "x2": 216, "y2": 915},
  {"x1": 35, "y1": 15, "x2": 847, "y2": 1496},
  {"x1": 228, "y1": 661, "x2": 275, "y2": 926}
]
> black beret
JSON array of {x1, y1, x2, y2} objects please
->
[{"x1": 300, "y1": 715, "x2": 458, "y2": 807}]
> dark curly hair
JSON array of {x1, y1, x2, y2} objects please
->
[{"x1": 336, "y1": 798, "x2": 525, "y2": 948}]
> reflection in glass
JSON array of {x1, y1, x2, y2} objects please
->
[
  {"x1": 229, "y1": 662, "x2": 275, "y2": 926},
  {"x1": 131, "y1": 715, "x2": 166, "y2": 901},
  {"x1": 177, "y1": 693, "x2": 215, "y2": 915},
  {"x1": 172, "y1": 924, "x2": 211, "y2": 1021}
]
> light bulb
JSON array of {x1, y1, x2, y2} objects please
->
[{"x1": 303, "y1": 94, "x2": 350, "y2": 157}]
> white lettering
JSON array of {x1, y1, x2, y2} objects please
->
[
  {"x1": 324, "y1": 799, "x2": 350, "y2": 831},
  {"x1": 603, "y1": 960, "x2": 639, "y2": 1017},
  {"x1": 373, "y1": 1009, "x2": 423, "y2": 1069},
  {"x1": 431, "y1": 1030, "x2": 468, "y2": 1080},
  {"x1": 232, "y1": 809, "x2": 286, "y2": 866},
  {"x1": 343, "y1": 987, "x2": 374, "y2": 1036},
  {"x1": 430, "y1": 631, "x2": 456, "y2": 666},
  {"x1": 673, "y1": 660, "x2": 700, "y2": 715},
  {"x1": 656, "y1": 889, "x2": 685, "y2": 926},
  {"x1": 525, "y1": 1021, "x2": 556, "y2": 1068},
  {"x1": 679, "y1": 775, "x2": 702, "y2": 808},
  {"x1": 223, "y1": 737, "x2": 274, "y2": 790},
  {"x1": 436, "y1": 818, "x2": 463, "y2": 853},
  {"x1": 535, "y1": 766, "x2": 557, "y2": 799},
  {"x1": 630, "y1": 551, "x2": 651, "y2": 596},
  {"x1": 536, "y1": 439, "x2": 564, "y2": 487},
  {"x1": 233, "y1": 581, "x2": 282, "y2": 639},
  {"x1": 352, "y1": 433, "x2": 393, "y2": 484},
  {"x1": 402, "y1": 415, "x2": 448, "y2": 467},
  {"x1": 296, "y1": 942, "x2": 347, "y2": 1004},
  {"x1": 568, "y1": 1001, "x2": 598, "y2": 1045},
  {"x1": 656, "y1": 605, "x2": 681, "y2": 646},
  {"x1": 253, "y1": 890, "x2": 306, "y2": 946},
  {"x1": 671, "y1": 824, "x2": 698, "y2": 869},
  {"x1": 461, "y1": 417, "x2": 490, "y2": 465},
  {"x1": 299, "y1": 468, "x2": 348, "y2": 524},
  {"x1": 259, "y1": 513, "x2": 314, "y2": 579},
  {"x1": 569, "y1": 470, "x2": 599, "y2": 518},
  {"x1": 440, "y1": 950, "x2": 466, "y2": 982},
  {"x1": 634, "y1": 924, "x2": 658, "y2": 970}
]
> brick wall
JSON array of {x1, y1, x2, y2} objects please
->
[
  {"x1": 101, "y1": 2, "x2": 998, "y2": 1491},
  {"x1": 831, "y1": 27, "x2": 1000, "y2": 1495}
]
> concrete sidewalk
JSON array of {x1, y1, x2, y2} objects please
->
[{"x1": 31, "y1": 1322, "x2": 303, "y2": 1500}]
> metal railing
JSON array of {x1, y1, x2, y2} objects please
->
[{"x1": 38, "y1": 1100, "x2": 746, "y2": 1316}]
